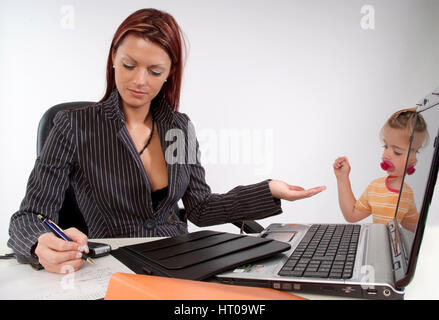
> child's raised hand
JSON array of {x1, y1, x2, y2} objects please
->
[{"x1": 333, "y1": 156, "x2": 351, "y2": 179}]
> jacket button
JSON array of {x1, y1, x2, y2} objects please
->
[{"x1": 144, "y1": 219, "x2": 156, "y2": 230}]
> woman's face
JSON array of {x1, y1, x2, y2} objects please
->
[
  {"x1": 112, "y1": 33, "x2": 172, "y2": 110},
  {"x1": 381, "y1": 125, "x2": 426, "y2": 177}
]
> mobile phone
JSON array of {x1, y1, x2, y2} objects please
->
[{"x1": 87, "y1": 241, "x2": 112, "y2": 258}]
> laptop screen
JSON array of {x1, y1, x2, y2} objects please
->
[{"x1": 392, "y1": 95, "x2": 439, "y2": 287}]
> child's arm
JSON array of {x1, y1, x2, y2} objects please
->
[
  {"x1": 401, "y1": 198, "x2": 419, "y2": 233},
  {"x1": 333, "y1": 157, "x2": 371, "y2": 223}
]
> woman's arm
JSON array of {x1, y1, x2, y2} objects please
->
[
  {"x1": 181, "y1": 143, "x2": 283, "y2": 226},
  {"x1": 7, "y1": 111, "x2": 88, "y2": 272},
  {"x1": 181, "y1": 114, "x2": 325, "y2": 226}
]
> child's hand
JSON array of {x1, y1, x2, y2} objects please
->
[{"x1": 333, "y1": 156, "x2": 351, "y2": 179}]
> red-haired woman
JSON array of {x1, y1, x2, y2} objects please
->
[{"x1": 8, "y1": 8, "x2": 326, "y2": 273}]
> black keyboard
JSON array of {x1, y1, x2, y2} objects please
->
[{"x1": 278, "y1": 224, "x2": 360, "y2": 279}]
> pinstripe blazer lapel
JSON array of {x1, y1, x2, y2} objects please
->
[
  {"x1": 103, "y1": 89, "x2": 180, "y2": 215},
  {"x1": 100, "y1": 90, "x2": 154, "y2": 217},
  {"x1": 152, "y1": 95, "x2": 180, "y2": 212},
  {"x1": 116, "y1": 127, "x2": 152, "y2": 188}
]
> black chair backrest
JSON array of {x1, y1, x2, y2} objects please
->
[{"x1": 37, "y1": 102, "x2": 94, "y2": 235}]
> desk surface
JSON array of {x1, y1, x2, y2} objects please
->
[{"x1": 1, "y1": 226, "x2": 438, "y2": 300}]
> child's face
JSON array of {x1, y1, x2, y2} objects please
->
[{"x1": 381, "y1": 125, "x2": 426, "y2": 177}]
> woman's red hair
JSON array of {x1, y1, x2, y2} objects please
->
[{"x1": 99, "y1": 8, "x2": 186, "y2": 111}]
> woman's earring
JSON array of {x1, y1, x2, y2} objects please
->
[{"x1": 112, "y1": 65, "x2": 115, "y2": 69}]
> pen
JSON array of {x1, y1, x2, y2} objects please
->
[{"x1": 37, "y1": 214, "x2": 94, "y2": 265}]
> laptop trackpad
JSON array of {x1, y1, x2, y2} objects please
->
[{"x1": 264, "y1": 231, "x2": 297, "y2": 243}]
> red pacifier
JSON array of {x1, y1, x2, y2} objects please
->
[
  {"x1": 380, "y1": 159, "x2": 416, "y2": 175},
  {"x1": 406, "y1": 164, "x2": 416, "y2": 175},
  {"x1": 380, "y1": 160, "x2": 395, "y2": 172}
]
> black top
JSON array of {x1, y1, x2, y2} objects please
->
[{"x1": 151, "y1": 186, "x2": 169, "y2": 212}]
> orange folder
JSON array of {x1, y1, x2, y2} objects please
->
[{"x1": 105, "y1": 273, "x2": 306, "y2": 300}]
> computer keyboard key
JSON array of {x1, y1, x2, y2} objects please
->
[
  {"x1": 292, "y1": 270, "x2": 305, "y2": 277},
  {"x1": 311, "y1": 255, "x2": 335, "y2": 261},
  {"x1": 329, "y1": 272, "x2": 343, "y2": 279},
  {"x1": 335, "y1": 254, "x2": 346, "y2": 261},
  {"x1": 291, "y1": 253, "x2": 302, "y2": 259},
  {"x1": 285, "y1": 260, "x2": 298, "y2": 268},
  {"x1": 298, "y1": 258, "x2": 311, "y2": 264},
  {"x1": 304, "y1": 271, "x2": 329, "y2": 278}
]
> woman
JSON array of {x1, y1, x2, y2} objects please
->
[{"x1": 8, "y1": 8, "x2": 326, "y2": 274}]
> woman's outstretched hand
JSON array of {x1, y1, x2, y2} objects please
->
[{"x1": 269, "y1": 179, "x2": 326, "y2": 201}]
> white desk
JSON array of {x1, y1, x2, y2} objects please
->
[{"x1": 1, "y1": 226, "x2": 438, "y2": 300}]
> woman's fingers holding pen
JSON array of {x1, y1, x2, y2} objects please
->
[
  {"x1": 35, "y1": 234, "x2": 84, "y2": 273},
  {"x1": 37, "y1": 229, "x2": 88, "y2": 253},
  {"x1": 35, "y1": 228, "x2": 89, "y2": 274},
  {"x1": 63, "y1": 227, "x2": 89, "y2": 253},
  {"x1": 37, "y1": 249, "x2": 84, "y2": 272}
]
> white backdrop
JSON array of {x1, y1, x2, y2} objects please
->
[{"x1": 1, "y1": 0, "x2": 438, "y2": 245}]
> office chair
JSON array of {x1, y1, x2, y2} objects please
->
[
  {"x1": 37, "y1": 102, "x2": 264, "y2": 235},
  {"x1": 37, "y1": 102, "x2": 92, "y2": 235}
]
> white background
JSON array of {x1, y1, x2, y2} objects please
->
[{"x1": 1, "y1": 0, "x2": 438, "y2": 245}]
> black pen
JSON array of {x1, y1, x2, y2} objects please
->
[{"x1": 37, "y1": 214, "x2": 94, "y2": 265}]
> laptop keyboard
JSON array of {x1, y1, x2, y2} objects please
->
[{"x1": 278, "y1": 224, "x2": 360, "y2": 279}]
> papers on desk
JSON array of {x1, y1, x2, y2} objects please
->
[{"x1": 0, "y1": 254, "x2": 133, "y2": 300}]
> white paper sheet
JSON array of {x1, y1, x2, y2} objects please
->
[{"x1": 0, "y1": 254, "x2": 133, "y2": 300}]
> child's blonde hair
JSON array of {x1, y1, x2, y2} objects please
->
[{"x1": 380, "y1": 108, "x2": 429, "y2": 147}]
